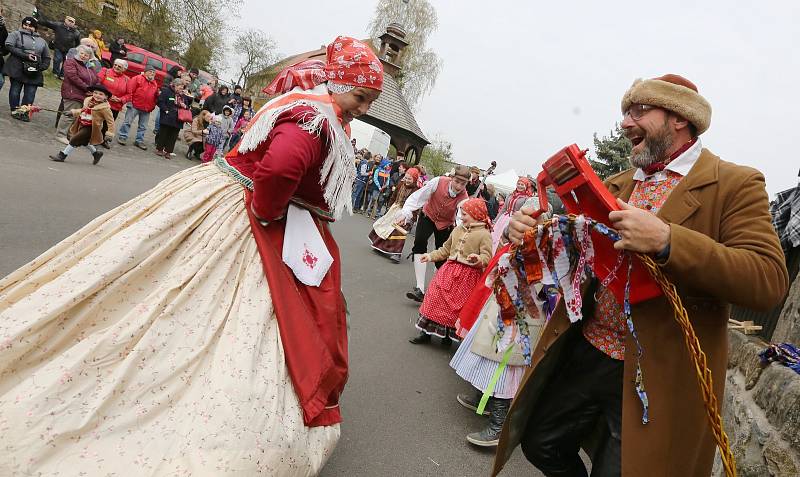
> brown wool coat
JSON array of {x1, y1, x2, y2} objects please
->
[
  {"x1": 492, "y1": 149, "x2": 789, "y2": 476},
  {"x1": 68, "y1": 98, "x2": 115, "y2": 145}
]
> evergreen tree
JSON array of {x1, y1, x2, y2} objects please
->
[{"x1": 589, "y1": 123, "x2": 633, "y2": 180}]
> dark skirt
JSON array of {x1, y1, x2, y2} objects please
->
[{"x1": 368, "y1": 230, "x2": 406, "y2": 256}]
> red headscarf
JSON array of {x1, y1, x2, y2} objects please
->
[
  {"x1": 461, "y1": 198, "x2": 492, "y2": 230},
  {"x1": 265, "y1": 36, "x2": 383, "y2": 95},
  {"x1": 505, "y1": 177, "x2": 534, "y2": 214},
  {"x1": 405, "y1": 167, "x2": 420, "y2": 183}
]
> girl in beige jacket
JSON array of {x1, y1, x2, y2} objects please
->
[{"x1": 410, "y1": 198, "x2": 493, "y2": 347}]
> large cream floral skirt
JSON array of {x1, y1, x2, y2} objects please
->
[{"x1": 0, "y1": 164, "x2": 339, "y2": 476}]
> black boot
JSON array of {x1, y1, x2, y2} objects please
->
[
  {"x1": 441, "y1": 335, "x2": 453, "y2": 347},
  {"x1": 408, "y1": 331, "x2": 431, "y2": 345},
  {"x1": 457, "y1": 389, "x2": 490, "y2": 416},
  {"x1": 49, "y1": 151, "x2": 67, "y2": 162},
  {"x1": 92, "y1": 150, "x2": 103, "y2": 165},
  {"x1": 466, "y1": 397, "x2": 511, "y2": 447},
  {"x1": 406, "y1": 287, "x2": 424, "y2": 302}
]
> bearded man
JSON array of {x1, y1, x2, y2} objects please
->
[{"x1": 492, "y1": 74, "x2": 789, "y2": 476}]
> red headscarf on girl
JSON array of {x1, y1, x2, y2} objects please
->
[
  {"x1": 461, "y1": 198, "x2": 492, "y2": 230},
  {"x1": 264, "y1": 36, "x2": 383, "y2": 95}
]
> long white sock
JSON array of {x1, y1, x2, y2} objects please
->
[
  {"x1": 62, "y1": 145, "x2": 75, "y2": 156},
  {"x1": 87, "y1": 145, "x2": 97, "y2": 153},
  {"x1": 414, "y1": 254, "x2": 427, "y2": 292}
]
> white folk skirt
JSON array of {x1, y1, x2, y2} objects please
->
[{"x1": 0, "y1": 163, "x2": 338, "y2": 476}]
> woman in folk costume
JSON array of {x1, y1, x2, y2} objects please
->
[
  {"x1": 410, "y1": 198, "x2": 493, "y2": 347},
  {"x1": 490, "y1": 177, "x2": 535, "y2": 251},
  {"x1": 0, "y1": 36, "x2": 382, "y2": 476},
  {"x1": 368, "y1": 167, "x2": 420, "y2": 263}
]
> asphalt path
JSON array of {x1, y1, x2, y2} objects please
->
[{"x1": 0, "y1": 96, "x2": 538, "y2": 476}]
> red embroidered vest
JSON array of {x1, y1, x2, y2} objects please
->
[{"x1": 423, "y1": 177, "x2": 468, "y2": 231}]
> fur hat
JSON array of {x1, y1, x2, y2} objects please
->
[{"x1": 621, "y1": 74, "x2": 712, "y2": 135}]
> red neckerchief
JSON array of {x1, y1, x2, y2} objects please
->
[{"x1": 642, "y1": 137, "x2": 698, "y2": 175}]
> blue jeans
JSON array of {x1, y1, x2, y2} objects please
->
[
  {"x1": 8, "y1": 79, "x2": 38, "y2": 110},
  {"x1": 118, "y1": 104, "x2": 151, "y2": 144},
  {"x1": 352, "y1": 179, "x2": 367, "y2": 210},
  {"x1": 0, "y1": 74, "x2": 5, "y2": 93},
  {"x1": 53, "y1": 49, "x2": 66, "y2": 77}
]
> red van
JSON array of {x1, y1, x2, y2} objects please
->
[{"x1": 101, "y1": 45, "x2": 185, "y2": 86}]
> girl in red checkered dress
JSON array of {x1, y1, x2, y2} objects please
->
[{"x1": 410, "y1": 198, "x2": 493, "y2": 347}]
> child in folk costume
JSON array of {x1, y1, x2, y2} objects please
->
[
  {"x1": 449, "y1": 208, "x2": 554, "y2": 448},
  {"x1": 368, "y1": 167, "x2": 420, "y2": 263},
  {"x1": 410, "y1": 198, "x2": 493, "y2": 346},
  {"x1": 490, "y1": 177, "x2": 535, "y2": 251},
  {"x1": 49, "y1": 84, "x2": 114, "y2": 165}
]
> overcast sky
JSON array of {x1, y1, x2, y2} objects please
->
[{"x1": 237, "y1": 0, "x2": 799, "y2": 197}]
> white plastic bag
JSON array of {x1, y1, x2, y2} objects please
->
[{"x1": 282, "y1": 204, "x2": 333, "y2": 287}]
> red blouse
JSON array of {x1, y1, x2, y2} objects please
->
[{"x1": 226, "y1": 106, "x2": 331, "y2": 221}]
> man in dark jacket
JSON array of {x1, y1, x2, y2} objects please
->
[
  {"x1": 3, "y1": 16, "x2": 51, "y2": 115},
  {"x1": 37, "y1": 15, "x2": 79, "y2": 80},
  {"x1": 202, "y1": 85, "x2": 230, "y2": 115},
  {"x1": 0, "y1": 8, "x2": 8, "y2": 93}
]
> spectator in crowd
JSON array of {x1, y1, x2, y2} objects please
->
[
  {"x1": 485, "y1": 184, "x2": 500, "y2": 219},
  {"x1": 36, "y1": 14, "x2": 79, "y2": 80},
  {"x1": 3, "y1": 16, "x2": 51, "y2": 115},
  {"x1": 228, "y1": 84, "x2": 243, "y2": 110},
  {"x1": 183, "y1": 109, "x2": 211, "y2": 160},
  {"x1": 109, "y1": 37, "x2": 128, "y2": 64},
  {"x1": 197, "y1": 77, "x2": 217, "y2": 106},
  {"x1": 0, "y1": 8, "x2": 8, "y2": 93},
  {"x1": 203, "y1": 85, "x2": 230, "y2": 115},
  {"x1": 228, "y1": 108, "x2": 251, "y2": 152},
  {"x1": 201, "y1": 113, "x2": 225, "y2": 163},
  {"x1": 233, "y1": 96, "x2": 253, "y2": 121},
  {"x1": 57, "y1": 44, "x2": 97, "y2": 142},
  {"x1": 89, "y1": 30, "x2": 107, "y2": 54},
  {"x1": 154, "y1": 78, "x2": 190, "y2": 159},
  {"x1": 97, "y1": 59, "x2": 130, "y2": 145},
  {"x1": 67, "y1": 38, "x2": 102, "y2": 73},
  {"x1": 417, "y1": 165, "x2": 429, "y2": 185},
  {"x1": 353, "y1": 152, "x2": 372, "y2": 211},
  {"x1": 117, "y1": 65, "x2": 158, "y2": 149},
  {"x1": 187, "y1": 68, "x2": 202, "y2": 95},
  {"x1": 219, "y1": 105, "x2": 235, "y2": 150}
]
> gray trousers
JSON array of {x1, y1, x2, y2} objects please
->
[{"x1": 57, "y1": 99, "x2": 84, "y2": 137}]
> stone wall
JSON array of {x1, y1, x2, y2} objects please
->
[
  {"x1": 772, "y1": 270, "x2": 800, "y2": 345},
  {"x1": 2, "y1": 0, "x2": 37, "y2": 28},
  {"x1": 712, "y1": 330, "x2": 800, "y2": 476}
]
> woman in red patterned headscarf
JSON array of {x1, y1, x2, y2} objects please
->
[
  {"x1": 491, "y1": 177, "x2": 537, "y2": 251},
  {"x1": 0, "y1": 36, "x2": 382, "y2": 475},
  {"x1": 410, "y1": 198, "x2": 494, "y2": 346}
]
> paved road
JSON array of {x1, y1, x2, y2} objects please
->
[{"x1": 0, "y1": 94, "x2": 538, "y2": 476}]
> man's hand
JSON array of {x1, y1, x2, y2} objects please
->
[
  {"x1": 508, "y1": 206, "x2": 540, "y2": 245},
  {"x1": 609, "y1": 198, "x2": 671, "y2": 254}
]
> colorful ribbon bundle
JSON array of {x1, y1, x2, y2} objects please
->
[{"x1": 484, "y1": 214, "x2": 651, "y2": 423}]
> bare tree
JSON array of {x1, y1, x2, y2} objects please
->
[
  {"x1": 367, "y1": 0, "x2": 443, "y2": 108},
  {"x1": 231, "y1": 29, "x2": 280, "y2": 89}
]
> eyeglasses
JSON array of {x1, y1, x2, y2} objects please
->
[{"x1": 623, "y1": 104, "x2": 657, "y2": 120}]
